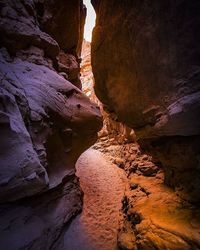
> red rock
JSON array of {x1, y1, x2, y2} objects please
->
[{"x1": 91, "y1": 0, "x2": 200, "y2": 203}]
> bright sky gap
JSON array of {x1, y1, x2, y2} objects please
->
[{"x1": 83, "y1": 0, "x2": 96, "y2": 42}]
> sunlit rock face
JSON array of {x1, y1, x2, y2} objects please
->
[
  {"x1": 94, "y1": 140, "x2": 200, "y2": 250},
  {"x1": 81, "y1": 39, "x2": 135, "y2": 143},
  {"x1": 81, "y1": 39, "x2": 94, "y2": 98},
  {"x1": 0, "y1": 0, "x2": 102, "y2": 248},
  {"x1": 91, "y1": 0, "x2": 200, "y2": 203}
]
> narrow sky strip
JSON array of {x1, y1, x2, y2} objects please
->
[{"x1": 83, "y1": 0, "x2": 96, "y2": 42}]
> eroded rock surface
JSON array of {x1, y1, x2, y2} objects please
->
[
  {"x1": 0, "y1": 0, "x2": 102, "y2": 248},
  {"x1": 91, "y1": 0, "x2": 200, "y2": 203},
  {"x1": 81, "y1": 39, "x2": 136, "y2": 143},
  {"x1": 0, "y1": 174, "x2": 83, "y2": 250},
  {"x1": 94, "y1": 137, "x2": 200, "y2": 249},
  {"x1": 0, "y1": 48, "x2": 102, "y2": 202}
]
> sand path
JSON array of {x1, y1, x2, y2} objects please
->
[{"x1": 63, "y1": 148, "x2": 126, "y2": 250}]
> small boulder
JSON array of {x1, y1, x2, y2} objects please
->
[
  {"x1": 118, "y1": 232, "x2": 137, "y2": 250},
  {"x1": 138, "y1": 164, "x2": 158, "y2": 176}
]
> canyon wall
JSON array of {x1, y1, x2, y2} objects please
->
[
  {"x1": 0, "y1": 0, "x2": 102, "y2": 248},
  {"x1": 81, "y1": 39, "x2": 135, "y2": 143},
  {"x1": 91, "y1": 0, "x2": 200, "y2": 203}
]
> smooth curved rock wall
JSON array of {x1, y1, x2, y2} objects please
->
[{"x1": 0, "y1": 0, "x2": 102, "y2": 248}]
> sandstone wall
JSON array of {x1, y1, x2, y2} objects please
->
[
  {"x1": 91, "y1": 0, "x2": 200, "y2": 203},
  {"x1": 81, "y1": 39, "x2": 135, "y2": 143},
  {"x1": 0, "y1": 0, "x2": 102, "y2": 248}
]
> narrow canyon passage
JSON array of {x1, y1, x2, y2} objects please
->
[
  {"x1": 63, "y1": 148, "x2": 126, "y2": 250},
  {"x1": 0, "y1": 0, "x2": 200, "y2": 249}
]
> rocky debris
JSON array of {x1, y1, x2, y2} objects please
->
[
  {"x1": 114, "y1": 158, "x2": 125, "y2": 169},
  {"x1": 121, "y1": 173, "x2": 200, "y2": 249},
  {"x1": 0, "y1": 0, "x2": 102, "y2": 248},
  {"x1": 93, "y1": 137, "x2": 158, "y2": 177},
  {"x1": 91, "y1": 0, "x2": 200, "y2": 203},
  {"x1": 139, "y1": 135, "x2": 200, "y2": 203},
  {"x1": 98, "y1": 111, "x2": 136, "y2": 144},
  {"x1": 94, "y1": 137, "x2": 200, "y2": 249},
  {"x1": 137, "y1": 162, "x2": 158, "y2": 177},
  {"x1": 130, "y1": 183, "x2": 138, "y2": 190},
  {"x1": 118, "y1": 231, "x2": 137, "y2": 250}
]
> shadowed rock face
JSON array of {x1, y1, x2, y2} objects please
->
[
  {"x1": 0, "y1": 0, "x2": 102, "y2": 248},
  {"x1": 0, "y1": 0, "x2": 102, "y2": 203},
  {"x1": 91, "y1": 0, "x2": 200, "y2": 203},
  {"x1": 38, "y1": 0, "x2": 86, "y2": 56},
  {"x1": 0, "y1": 48, "x2": 102, "y2": 202},
  {"x1": 81, "y1": 40, "x2": 136, "y2": 143}
]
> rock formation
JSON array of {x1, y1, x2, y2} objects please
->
[
  {"x1": 81, "y1": 39, "x2": 136, "y2": 143},
  {"x1": 0, "y1": 0, "x2": 102, "y2": 248},
  {"x1": 81, "y1": 39, "x2": 95, "y2": 98},
  {"x1": 94, "y1": 138, "x2": 200, "y2": 250},
  {"x1": 91, "y1": 0, "x2": 200, "y2": 203},
  {"x1": 91, "y1": 0, "x2": 200, "y2": 249}
]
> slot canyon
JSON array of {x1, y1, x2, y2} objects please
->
[{"x1": 0, "y1": 0, "x2": 200, "y2": 249}]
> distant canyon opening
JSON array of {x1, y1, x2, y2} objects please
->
[{"x1": 63, "y1": 2, "x2": 130, "y2": 248}]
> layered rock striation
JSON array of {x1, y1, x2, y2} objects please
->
[
  {"x1": 0, "y1": 0, "x2": 102, "y2": 248},
  {"x1": 91, "y1": 0, "x2": 200, "y2": 203}
]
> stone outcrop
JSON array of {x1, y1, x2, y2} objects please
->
[
  {"x1": 91, "y1": 0, "x2": 200, "y2": 203},
  {"x1": 81, "y1": 39, "x2": 136, "y2": 143},
  {"x1": 0, "y1": 0, "x2": 102, "y2": 248}
]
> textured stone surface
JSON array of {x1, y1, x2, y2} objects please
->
[
  {"x1": 81, "y1": 40, "x2": 136, "y2": 143},
  {"x1": 81, "y1": 39, "x2": 95, "y2": 98},
  {"x1": 94, "y1": 138, "x2": 200, "y2": 250},
  {"x1": 0, "y1": 174, "x2": 83, "y2": 250},
  {"x1": 0, "y1": 0, "x2": 102, "y2": 248},
  {"x1": 39, "y1": 0, "x2": 86, "y2": 55},
  {"x1": 0, "y1": 0, "x2": 59, "y2": 59},
  {"x1": 0, "y1": 0, "x2": 102, "y2": 199},
  {"x1": 91, "y1": 0, "x2": 200, "y2": 202},
  {"x1": 92, "y1": 0, "x2": 200, "y2": 136},
  {"x1": 38, "y1": 0, "x2": 87, "y2": 88},
  {"x1": 0, "y1": 47, "x2": 102, "y2": 202},
  {"x1": 122, "y1": 172, "x2": 200, "y2": 250},
  {"x1": 58, "y1": 50, "x2": 81, "y2": 88}
]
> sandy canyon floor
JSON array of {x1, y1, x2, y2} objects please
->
[
  {"x1": 54, "y1": 138, "x2": 200, "y2": 250},
  {"x1": 63, "y1": 148, "x2": 126, "y2": 250}
]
